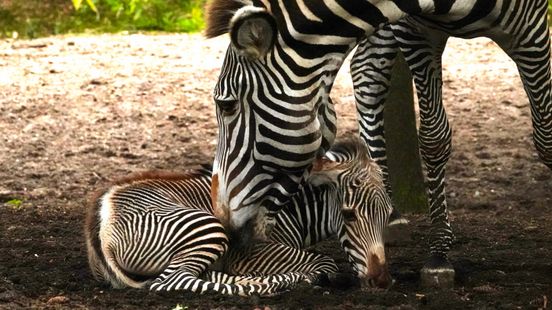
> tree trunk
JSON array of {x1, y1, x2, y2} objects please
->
[{"x1": 384, "y1": 52, "x2": 428, "y2": 214}]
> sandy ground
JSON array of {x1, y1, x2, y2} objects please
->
[{"x1": 0, "y1": 33, "x2": 551, "y2": 309}]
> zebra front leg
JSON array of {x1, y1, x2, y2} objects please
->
[
  {"x1": 148, "y1": 256, "x2": 293, "y2": 296},
  {"x1": 394, "y1": 22, "x2": 455, "y2": 288},
  {"x1": 351, "y1": 25, "x2": 407, "y2": 225}
]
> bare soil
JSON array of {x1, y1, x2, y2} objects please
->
[{"x1": 0, "y1": 33, "x2": 551, "y2": 309}]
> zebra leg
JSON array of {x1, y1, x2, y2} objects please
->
[
  {"x1": 393, "y1": 21, "x2": 455, "y2": 288},
  {"x1": 502, "y1": 21, "x2": 552, "y2": 171},
  {"x1": 351, "y1": 25, "x2": 407, "y2": 226},
  {"x1": 203, "y1": 270, "x2": 305, "y2": 286},
  {"x1": 148, "y1": 254, "x2": 294, "y2": 296},
  {"x1": 224, "y1": 242, "x2": 339, "y2": 286}
]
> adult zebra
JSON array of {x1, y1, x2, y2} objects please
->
[{"x1": 204, "y1": 0, "x2": 552, "y2": 286}]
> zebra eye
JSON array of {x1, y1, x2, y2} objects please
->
[
  {"x1": 215, "y1": 99, "x2": 238, "y2": 115},
  {"x1": 342, "y1": 208, "x2": 357, "y2": 222},
  {"x1": 352, "y1": 178, "x2": 363, "y2": 188}
]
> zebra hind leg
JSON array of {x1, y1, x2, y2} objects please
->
[{"x1": 505, "y1": 23, "x2": 552, "y2": 172}]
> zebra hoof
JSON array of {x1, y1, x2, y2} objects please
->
[
  {"x1": 384, "y1": 221, "x2": 411, "y2": 247},
  {"x1": 420, "y1": 256, "x2": 455, "y2": 289}
]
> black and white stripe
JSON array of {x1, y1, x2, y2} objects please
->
[
  {"x1": 86, "y1": 167, "x2": 298, "y2": 296},
  {"x1": 85, "y1": 141, "x2": 394, "y2": 294}
]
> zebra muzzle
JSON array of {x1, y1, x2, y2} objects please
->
[{"x1": 364, "y1": 250, "x2": 392, "y2": 289}]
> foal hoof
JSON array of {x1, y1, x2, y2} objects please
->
[
  {"x1": 388, "y1": 208, "x2": 409, "y2": 226},
  {"x1": 420, "y1": 256, "x2": 455, "y2": 289},
  {"x1": 326, "y1": 272, "x2": 360, "y2": 289}
]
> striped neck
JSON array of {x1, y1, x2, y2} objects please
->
[{"x1": 277, "y1": 183, "x2": 342, "y2": 248}]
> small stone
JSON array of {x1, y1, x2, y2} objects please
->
[
  {"x1": 90, "y1": 78, "x2": 107, "y2": 85},
  {"x1": 47, "y1": 296, "x2": 69, "y2": 304},
  {"x1": 0, "y1": 290, "x2": 18, "y2": 302},
  {"x1": 473, "y1": 284, "x2": 498, "y2": 293}
]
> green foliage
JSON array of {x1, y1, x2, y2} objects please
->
[
  {"x1": 0, "y1": 0, "x2": 205, "y2": 39},
  {"x1": 72, "y1": 0, "x2": 205, "y2": 33},
  {"x1": 71, "y1": 0, "x2": 99, "y2": 14},
  {"x1": 5, "y1": 199, "x2": 23, "y2": 210}
]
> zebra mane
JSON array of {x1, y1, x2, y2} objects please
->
[{"x1": 204, "y1": 0, "x2": 252, "y2": 38}]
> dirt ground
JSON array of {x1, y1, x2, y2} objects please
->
[{"x1": 0, "y1": 33, "x2": 551, "y2": 309}]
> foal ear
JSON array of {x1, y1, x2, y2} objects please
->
[{"x1": 230, "y1": 6, "x2": 277, "y2": 59}]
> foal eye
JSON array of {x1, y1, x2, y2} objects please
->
[{"x1": 215, "y1": 99, "x2": 238, "y2": 115}]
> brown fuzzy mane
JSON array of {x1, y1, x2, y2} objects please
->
[{"x1": 204, "y1": 0, "x2": 250, "y2": 38}]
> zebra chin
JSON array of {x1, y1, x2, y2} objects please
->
[
  {"x1": 224, "y1": 214, "x2": 273, "y2": 249},
  {"x1": 213, "y1": 203, "x2": 272, "y2": 248},
  {"x1": 211, "y1": 174, "x2": 277, "y2": 245}
]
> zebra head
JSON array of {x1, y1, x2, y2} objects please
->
[
  {"x1": 204, "y1": 0, "x2": 363, "y2": 239},
  {"x1": 311, "y1": 140, "x2": 393, "y2": 288}
]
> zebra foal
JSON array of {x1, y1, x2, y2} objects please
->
[
  {"x1": 84, "y1": 140, "x2": 393, "y2": 295},
  {"x1": 85, "y1": 166, "x2": 302, "y2": 296}
]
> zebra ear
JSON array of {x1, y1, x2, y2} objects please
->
[{"x1": 230, "y1": 6, "x2": 277, "y2": 59}]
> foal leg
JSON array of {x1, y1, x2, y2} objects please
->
[
  {"x1": 148, "y1": 251, "x2": 292, "y2": 296},
  {"x1": 223, "y1": 242, "x2": 339, "y2": 286}
]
